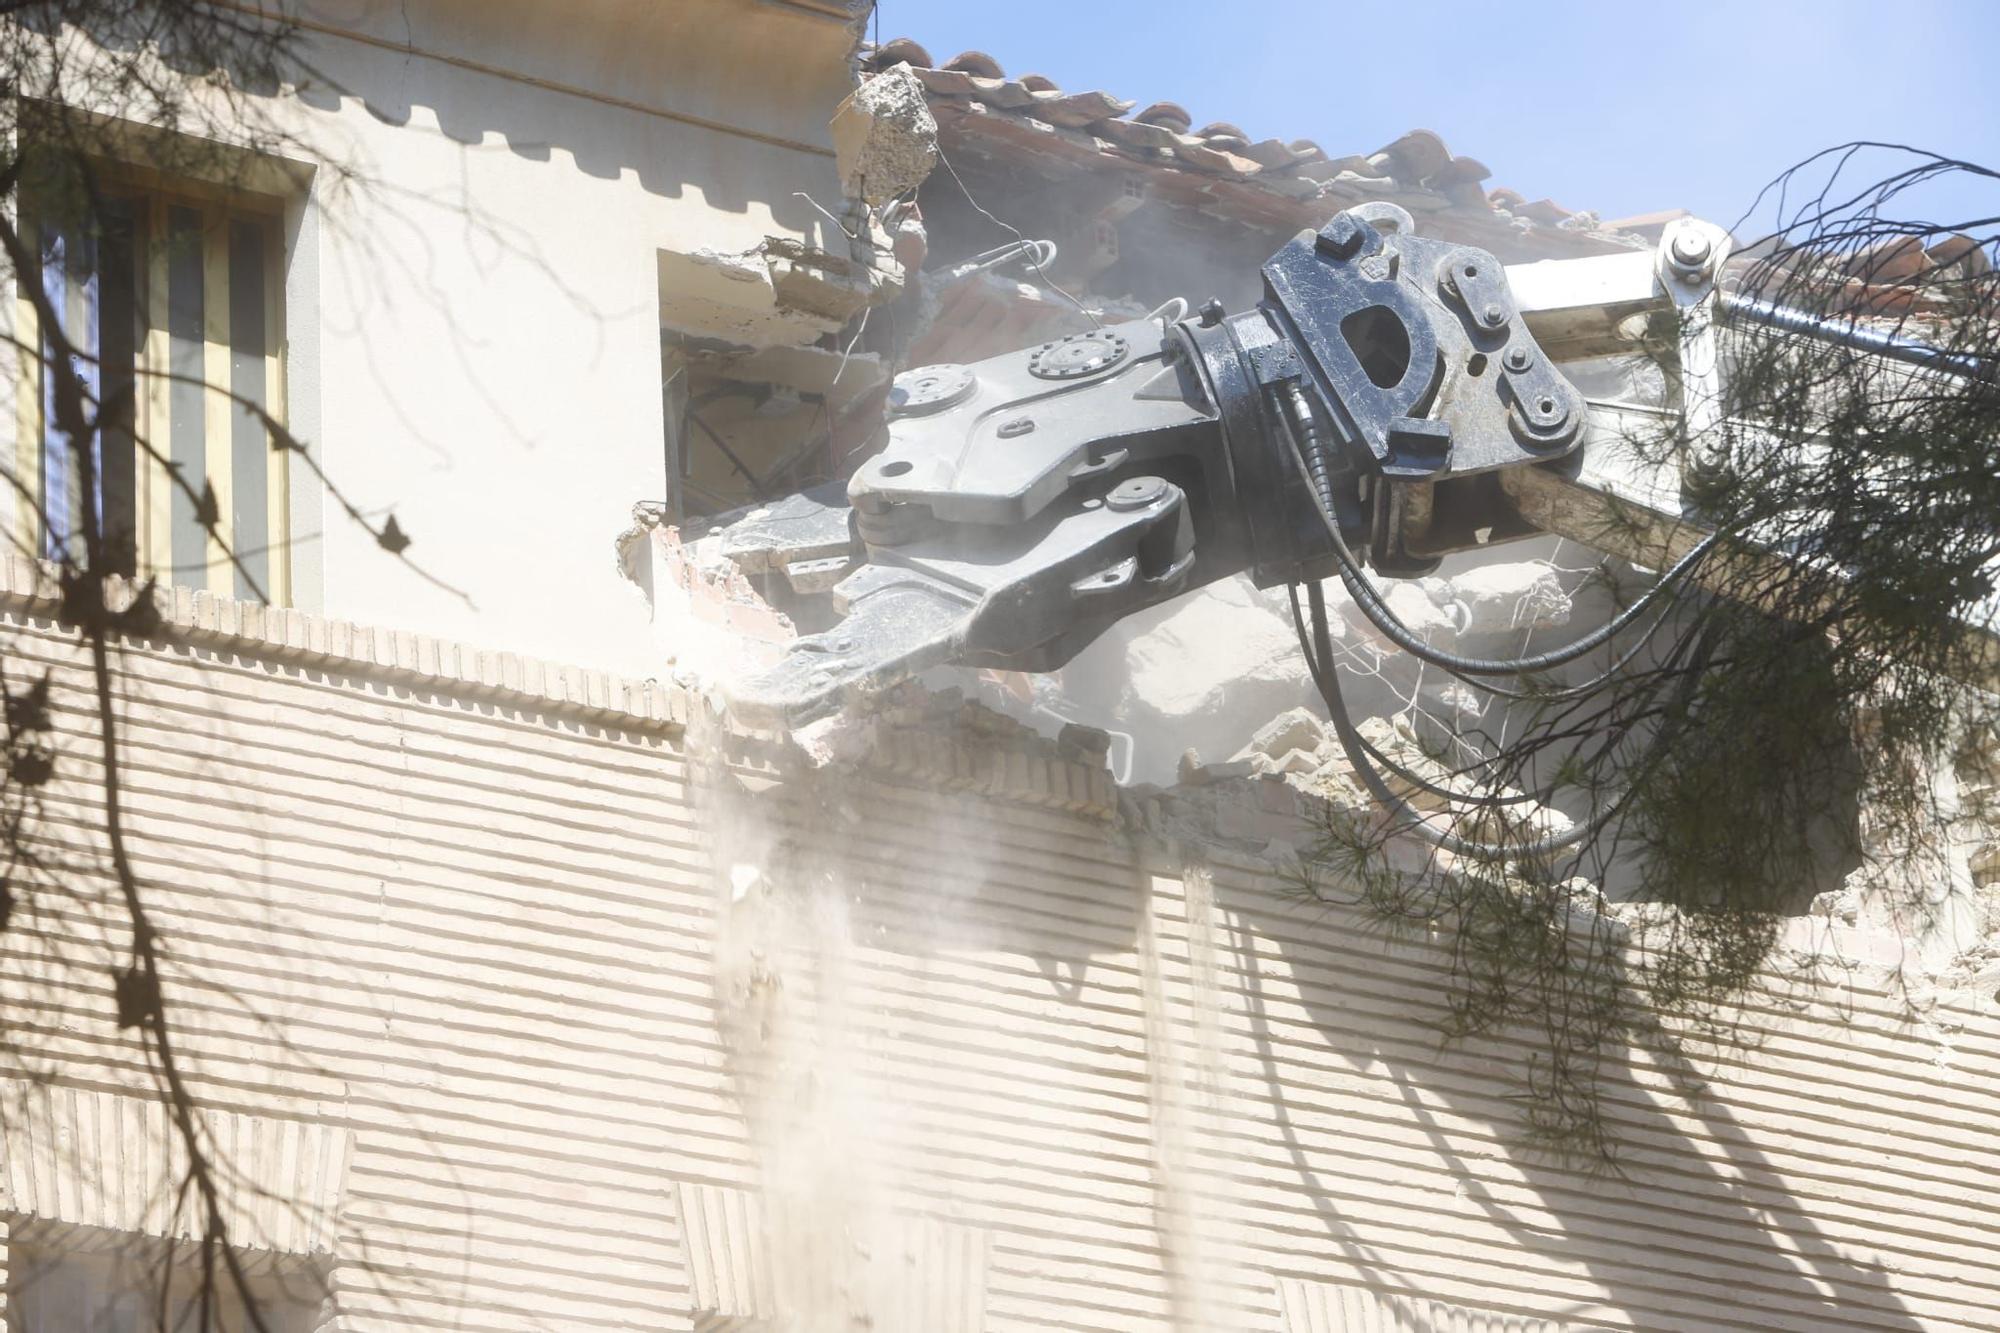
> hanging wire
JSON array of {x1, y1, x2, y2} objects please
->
[
  {"x1": 933, "y1": 138, "x2": 1102, "y2": 330},
  {"x1": 943, "y1": 238, "x2": 1060, "y2": 281}
]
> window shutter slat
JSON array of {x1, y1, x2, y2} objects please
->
[
  {"x1": 229, "y1": 217, "x2": 269, "y2": 600},
  {"x1": 166, "y1": 205, "x2": 207, "y2": 581}
]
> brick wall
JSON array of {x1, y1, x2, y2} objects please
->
[{"x1": 0, "y1": 568, "x2": 1990, "y2": 1331}]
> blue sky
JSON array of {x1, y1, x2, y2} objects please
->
[{"x1": 879, "y1": 0, "x2": 2000, "y2": 239}]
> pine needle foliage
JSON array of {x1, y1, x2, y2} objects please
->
[{"x1": 1291, "y1": 147, "x2": 2000, "y2": 1164}]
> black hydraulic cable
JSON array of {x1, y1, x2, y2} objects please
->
[
  {"x1": 1304, "y1": 579, "x2": 1622, "y2": 858},
  {"x1": 1271, "y1": 381, "x2": 1707, "y2": 709},
  {"x1": 1275, "y1": 380, "x2": 1688, "y2": 856},
  {"x1": 1304, "y1": 551, "x2": 1724, "y2": 863},
  {"x1": 1286, "y1": 583, "x2": 1537, "y2": 809},
  {"x1": 1426, "y1": 586, "x2": 1695, "y2": 705},
  {"x1": 1292, "y1": 545, "x2": 1696, "y2": 707},
  {"x1": 1274, "y1": 382, "x2": 1723, "y2": 678}
]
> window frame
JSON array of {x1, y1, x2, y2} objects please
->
[{"x1": 15, "y1": 158, "x2": 292, "y2": 606}]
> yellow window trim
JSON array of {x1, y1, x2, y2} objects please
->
[{"x1": 18, "y1": 172, "x2": 290, "y2": 605}]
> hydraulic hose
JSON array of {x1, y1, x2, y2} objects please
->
[
  {"x1": 1273, "y1": 382, "x2": 1670, "y2": 858},
  {"x1": 1275, "y1": 382, "x2": 1721, "y2": 679},
  {"x1": 1287, "y1": 583, "x2": 1538, "y2": 809},
  {"x1": 1302, "y1": 578, "x2": 1616, "y2": 859}
]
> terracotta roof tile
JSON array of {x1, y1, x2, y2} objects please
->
[
  {"x1": 1373, "y1": 129, "x2": 1450, "y2": 185},
  {"x1": 1134, "y1": 101, "x2": 1192, "y2": 133},
  {"x1": 1173, "y1": 138, "x2": 1264, "y2": 178},
  {"x1": 1306, "y1": 154, "x2": 1386, "y2": 181},
  {"x1": 1734, "y1": 231, "x2": 1994, "y2": 322},
  {"x1": 1517, "y1": 198, "x2": 1574, "y2": 226},
  {"x1": 1928, "y1": 233, "x2": 1992, "y2": 275},
  {"x1": 1430, "y1": 156, "x2": 1492, "y2": 189},
  {"x1": 969, "y1": 77, "x2": 1038, "y2": 110},
  {"x1": 1030, "y1": 89, "x2": 1136, "y2": 129},
  {"x1": 863, "y1": 39, "x2": 1631, "y2": 256},
  {"x1": 908, "y1": 65, "x2": 984, "y2": 99},
  {"x1": 942, "y1": 50, "x2": 1003, "y2": 78},
  {"x1": 1842, "y1": 235, "x2": 1930, "y2": 283},
  {"x1": 872, "y1": 38, "x2": 932, "y2": 68},
  {"x1": 1241, "y1": 138, "x2": 1310, "y2": 170},
  {"x1": 1093, "y1": 116, "x2": 1180, "y2": 152}
]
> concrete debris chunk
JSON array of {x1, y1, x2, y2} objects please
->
[
  {"x1": 1241, "y1": 706, "x2": 1325, "y2": 760},
  {"x1": 1177, "y1": 748, "x2": 1255, "y2": 786},
  {"x1": 1176, "y1": 749, "x2": 1202, "y2": 784},
  {"x1": 1057, "y1": 721, "x2": 1113, "y2": 761},
  {"x1": 1447, "y1": 561, "x2": 1573, "y2": 634},
  {"x1": 831, "y1": 64, "x2": 939, "y2": 204},
  {"x1": 1376, "y1": 577, "x2": 1462, "y2": 638},
  {"x1": 1093, "y1": 574, "x2": 1333, "y2": 783},
  {"x1": 1270, "y1": 747, "x2": 1320, "y2": 776},
  {"x1": 1356, "y1": 714, "x2": 1454, "y2": 812}
]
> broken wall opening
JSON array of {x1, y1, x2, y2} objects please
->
[{"x1": 660, "y1": 331, "x2": 890, "y2": 520}]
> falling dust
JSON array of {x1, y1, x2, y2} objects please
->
[
  {"x1": 694, "y1": 706, "x2": 1018, "y2": 1332},
  {"x1": 687, "y1": 696, "x2": 1261, "y2": 1329},
  {"x1": 701, "y1": 732, "x2": 901, "y2": 1332},
  {"x1": 1141, "y1": 856, "x2": 1241, "y2": 1329}
]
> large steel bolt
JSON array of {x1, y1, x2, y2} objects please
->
[
  {"x1": 1672, "y1": 230, "x2": 1712, "y2": 267},
  {"x1": 1107, "y1": 476, "x2": 1169, "y2": 512},
  {"x1": 1316, "y1": 213, "x2": 1367, "y2": 261}
]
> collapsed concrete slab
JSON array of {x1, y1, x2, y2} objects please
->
[{"x1": 659, "y1": 235, "x2": 904, "y2": 348}]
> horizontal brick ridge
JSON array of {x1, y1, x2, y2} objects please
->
[
  {"x1": 0, "y1": 559, "x2": 1114, "y2": 822},
  {"x1": 0, "y1": 555, "x2": 689, "y2": 733}
]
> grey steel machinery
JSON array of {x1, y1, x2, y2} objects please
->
[{"x1": 693, "y1": 202, "x2": 1990, "y2": 737}]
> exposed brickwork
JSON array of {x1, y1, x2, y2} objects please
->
[{"x1": 830, "y1": 687, "x2": 1118, "y2": 820}]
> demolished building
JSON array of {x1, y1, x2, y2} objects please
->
[{"x1": 0, "y1": 5, "x2": 1994, "y2": 1331}]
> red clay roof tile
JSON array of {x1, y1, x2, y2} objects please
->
[{"x1": 865, "y1": 38, "x2": 1634, "y2": 256}]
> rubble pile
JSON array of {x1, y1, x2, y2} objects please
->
[
  {"x1": 1050, "y1": 558, "x2": 1578, "y2": 786},
  {"x1": 1132, "y1": 700, "x2": 1575, "y2": 868},
  {"x1": 803, "y1": 683, "x2": 1120, "y2": 821}
]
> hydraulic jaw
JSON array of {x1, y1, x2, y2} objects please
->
[{"x1": 703, "y1": 204, "x2": 1604, "y2": 725}]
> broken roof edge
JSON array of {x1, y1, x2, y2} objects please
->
[{"x1": 866, "y1": 39, "x2": 1641, "y2": 258}]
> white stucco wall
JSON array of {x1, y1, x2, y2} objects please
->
[{"x1": 248, "y1": 0, "x2": 864, "y2": 674}]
